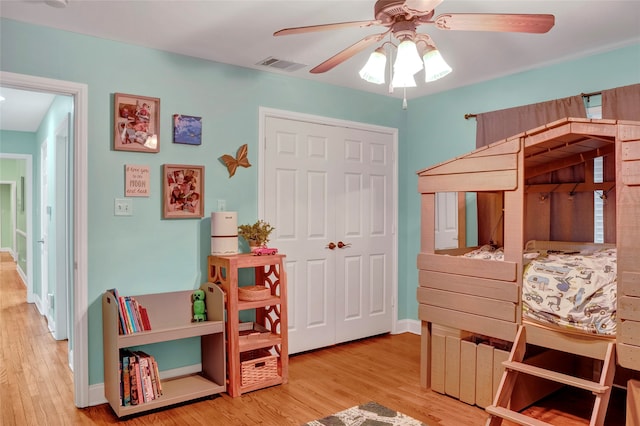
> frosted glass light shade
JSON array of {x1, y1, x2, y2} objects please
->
[
  {"x1": 422, "y1": 48, "x2": 452, "y2": 82},
  {"x1": 393, "y1": 39, "x2": 423, "y2": 76},
  {"x1": 391, "y1": 71, "x2": 416, "y2": 88},
  {"x1": 359, "y1": 49, "x2": 387, "y2": 84}
]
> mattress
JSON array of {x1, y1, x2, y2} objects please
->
[{"x1": 522, "y1": 247, "x2": 617, "y2": 335}]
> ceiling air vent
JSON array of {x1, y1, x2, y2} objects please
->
[{"x1": 257, "y1": 57, "x2": 306, "y2": 72}]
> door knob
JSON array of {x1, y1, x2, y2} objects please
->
[
  {"x1": 337, "y1": 241, "x2": 351, "y2": 249},
  {"x1": 37, "y1": 239, "x2": 45, "y2": 244},
  {"x1": 326, "y1": 242, "x2": 336, "y2": 250}
]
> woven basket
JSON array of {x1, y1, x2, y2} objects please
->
[
  {"x1": 238, "y1": 285, "x2": 270, "y2": 301},
  {"x1": 240, "y1": 349, "x2": 278, "y2": 386}
]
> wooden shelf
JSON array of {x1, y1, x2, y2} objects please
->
[
  {"x1": 208, "y1": 254, "x2": 288, "y2": 397},
  {"x1": 117, "y1": 322, "x2": 224, "y2": 348},
  {"x1": 112, "y1": 374, "x2": 225, "y2": 417},
  {"x1": 102, "y1": 287, "x2": 226, "y2": 417},
  {"x1": 237, "y1": 295, "x2": 282, "y2": 311},
  {"x1": 238, "y1": 332, "x2": 282, "y2": 353}
]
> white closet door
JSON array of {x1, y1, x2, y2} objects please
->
[{"x1": 263, "y1": 115, "x2": 395, "y2": 354}]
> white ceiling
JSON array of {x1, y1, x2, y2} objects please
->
[
  {"x1": 0, "y1": 87, "x2": 56, "y2": 132},
  {"x1": 1, "y1": 0, "x2": 639, "y2": 131}
]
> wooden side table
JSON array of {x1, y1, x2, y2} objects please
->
[{"x1": 207, "y1": 253, "x2": 288, "y2": 397}]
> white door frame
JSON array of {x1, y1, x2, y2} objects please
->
[
  {"x1": 40, "y1": 138, "x2": 50, "y2": 320},
  {"x1": 257, "y1": 106, "x2": 399, "y2": 334},
  {"x1": 54, "y1": 114, "x2": 70, "y2": 341},
  {"x1": 0, "y1": 71, "x2": 89, "y2": 407}
]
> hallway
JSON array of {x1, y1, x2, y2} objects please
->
[{"x1": 0, "y1": 252, "x2": 81, "y2": 424}]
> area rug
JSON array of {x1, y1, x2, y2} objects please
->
[{"x1": 303, "y1": 401, "x2": 427, "y2": 426}]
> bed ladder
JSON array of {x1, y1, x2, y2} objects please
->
[{"x1": 485, "y1": 324, "x2": 616, "y2": 426}]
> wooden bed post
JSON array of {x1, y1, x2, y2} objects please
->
[
  {"x1": 419, "y1": 192, "x2": 436, "y2": 389},
  {"x1": 503, "y1": 137, "x2": 526, "y2": 327}
]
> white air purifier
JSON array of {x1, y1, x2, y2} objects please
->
[{"x1": 211, "y1": 211, "x2": 238, "y2": 254}]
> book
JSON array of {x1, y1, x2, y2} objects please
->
[
  {"x1": 131, "y1": 298, "x2": 144, "y2": 332},
  {"x1": 152, "y1": 355, "x2": 162, "y2": 397},
  {"x1": 121, "y1": 354, "x2": 131, "y2": 406},
  {"x1": 147, "y1": 355, "x2": 161, "y2": 398},
  {"x1": 128, "y1": 355, "x2": 139, "y2": 405},
  {"x1": 123, "y1": 297, "x2": 139, "y2": 333},
  {"x1": 118, "y1": 296, "x2": 133, "y2": 334},
  {"x1": 108, "y1": 288, "x2": 127, "y2": 335},
  {"x1": 139, "y1": 306, "x2": 152, "y2": 331},
  {"x1": 135, "y1": 354, "x2": 146, "y2": 403},
  {"x1": 136, "y1": 352, "x2": 155, "y2": 402},
  {"x1": 108, "y1": 290, "x2": 152, "y2": 334},
  {"x1": 118, "y1": 358, "x2": 123, "y2": 406}
]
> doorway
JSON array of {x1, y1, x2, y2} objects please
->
[
  {"x1": 0, "y1": 71, "x2": 89, "y2": 407},
  {"x1": 259, "y1": 108, "x2": 398, "y2": 355}
]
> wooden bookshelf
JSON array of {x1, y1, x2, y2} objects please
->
[{"x1": 102, "y1": 286, "x2": 226, "y2": 417}]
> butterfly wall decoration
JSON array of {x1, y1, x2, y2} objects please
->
[{"x1": 220, "y1": 144, "x2": 251, "y2": 178}]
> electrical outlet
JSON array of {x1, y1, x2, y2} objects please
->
[
  {"x1": 217, "y1": 199, "x2": 226, "y2": 211},
  {"x1": 114, "y1": 198, "x2": 133, "y2": 216}
]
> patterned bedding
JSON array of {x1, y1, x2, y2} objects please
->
[
  {"x1": 522, "y1": 248, "x2": 617, "y2": 335},
  {"x1": 462, "y1": 245, "x2": 505, "y2": 261},
  {"x1": 462, "y1": 245, "x2": 617, "y2": 335}
]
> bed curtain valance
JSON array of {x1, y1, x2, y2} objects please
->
[{"x1": 475, "y1": 83, "x2": 640, "y2": 149}]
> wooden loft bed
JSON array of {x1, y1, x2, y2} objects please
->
[{"x1": 415, "y1": 118, "x2": 640, "y2": 422}]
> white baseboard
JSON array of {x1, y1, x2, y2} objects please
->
[
  {"x1": 394, "y1": 319, "x2": 421, "y2": 335},
  {"x1": 34, "y1": 293, "x2": 45, "y2": 316},
  {"x1": 89, "y1": 363, "x2": 203, "y2": 407},
  {"x1": 16, "y1": 265, "x2": 28, "y2": 287}
]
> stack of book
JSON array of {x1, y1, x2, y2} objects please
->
[
  {"x1": 119, "y1": 350, "x2": 163, "y2": 406},
  {"x1": 108, "y1": 288, "x2": 152, "y2": 334}
]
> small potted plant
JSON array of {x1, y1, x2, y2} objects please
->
[{"x1": 238, "y1": 220, "x2": 275, "y2": 252}]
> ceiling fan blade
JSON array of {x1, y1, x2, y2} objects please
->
[
  {"x1": 403, "y1": 0, "x2": 443, "y2": 14},
  {"x1": 274, "y1": 20, "x2": 381, "y2": 37},
  {"x1": 434, "y1": 13, "x2": 555, "y2": 33},
  {"x1": 310, "y1": 31, "x2": 390, "y2": 74}
]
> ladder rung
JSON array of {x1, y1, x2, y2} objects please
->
[
  {"x1": 502, "y1": 361, "x2": 608, "y2": 393},
  {"x1": 486, "y1": 405, "x2": 552, "y2": 426}
]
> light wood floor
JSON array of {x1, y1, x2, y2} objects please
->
[{"x1": 0, "y1": 252, "x2": 627, "y2": 425}]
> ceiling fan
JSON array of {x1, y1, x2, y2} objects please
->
[{"x1": 273, "y1": 0, "x2": 555, "y2": 74}]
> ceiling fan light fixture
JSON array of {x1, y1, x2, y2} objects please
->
[
  {"x1": 393, "y1": 39, "x2": 423, "y2": 76},
  {"x1": 422, "y1": 47, "x2": 452, "y2": 82},
  {"x1": 391, "y1": 70, "x2": 417, "y2": 89},
  {"x1": 359, "y1": 47, "x2": 387, "y2": 84}
]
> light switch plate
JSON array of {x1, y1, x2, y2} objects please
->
[{"x1": 114, "y1": 198, "x2": 133, "y2": 216}]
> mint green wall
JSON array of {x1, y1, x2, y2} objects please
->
[
  {"x1": 0, "y1": 132, "x2": 34, "y2": 273},
  {"x1": 0, "y1": 184, "x2": 13, "y2": 249},
  {"x1": 1, "y1": 18, "x2": 404, "y2": 386},
  {"x1": 2, "y1": 16, "x2": 639, "y2": 388},
  {"x1": 399, "y1": 44, "x2": 640, "y2": 320},
  {"x1": 0, "y1": 130, "x2": 37, "y2": 155},
  {"x1": 0, "y1": 131, "x2": 36, "y2": 238}
]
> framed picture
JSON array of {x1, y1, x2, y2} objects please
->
[
  {"x1": 173, "y1": 114, "x2": 202, "y2": 145},
  {"x1": 163, "y1": 164, "x2": 204, "y2": 219},
  {"x1": 114, "y1": 93, "x2": 160, "y2": 153}
]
